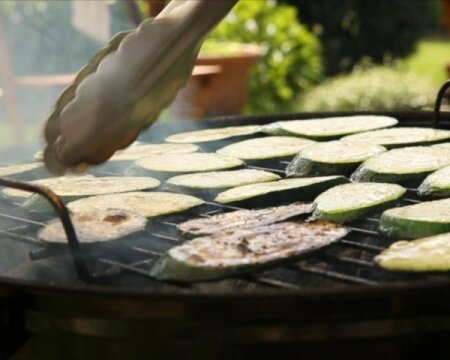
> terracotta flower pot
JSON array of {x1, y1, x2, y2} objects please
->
[{"x1": 173, "y1": 43, "x2": 262, "y2": 119}]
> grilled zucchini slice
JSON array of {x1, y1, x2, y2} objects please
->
[
  {"x1": 39, "y1": 209, "x2": 147, "y2": 244},
  {"x1": 342, "y1": 127, "x2": 450, "y2": 148},
  {"x1": 379, "y1": 198, "x2": 450, "y2": 239},
  {"x1": 178, "y1": 203, "x2": 315, "y2": 237},
  {"x1": 150, "y1": 220, "x2": 349, "y2": 281},
  {"x1": 109, "y1": 143, "x2": 200, "y2": 161},
  {"x1": 418, "y1": 166, "x2": 450, "y2": 198},
  {"x1": 2, "y1": 175, "x2": 96, "y2": 201},
  {"x1": 433, "y1": 142, "x2": 450, "y2": 150},
  {"x1": 165, "y1": 169, "x2": 280, "y2": 199},
  {"x1": 22, "y1": 176, "x2": 160, "y2": 213},
  {"x1": 165, "y1": 125, "x2": 260, "y2": 143},
  {"x1": 126, "y1": 153, "x2": 243, "y2": 180},
  {"x1": 351, "y1": 146, "x2": 450, "y2": 185},
  {"x1": 375, "y1": 232, "x2": 450, "y2": 272},
  {"x1": 216, "y1": 136, "x2": 314, "y2": 161},
  {"x1": 286, "y1": 141, "x2": 386, "y2": 177},
  {"x1": 68, "y1": 191, "x2": 204, "y2": 218},
  {"x1": 0, "y1": 162, "x2": 49, "y2": 180},
  {"x1": 263, "y1": 115, "x2": 397, "y2": 139},
  {"x1": 215, "y1": 176, "x2": 348, "y2": 207},
  {"x1": 313, "y1": 183, "x2": 406, "y2": 223}
]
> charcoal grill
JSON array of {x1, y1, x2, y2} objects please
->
[{"x1": 1, "y1": 84, "x2": 450, "y2": 359}]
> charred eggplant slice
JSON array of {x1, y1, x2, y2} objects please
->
[
  {"x1": 150, "y1": 220, "x2": 349, "y2": 281},
  {"x1": 375, "y1": 232, "x2": 450, "y2": 272},
  {"x1": 178, "y1": 203, "x2": 315, "y2": 237},
  {"x1": 39, "y1": 208, "x2": 147, "y2": 244},
  {"x1": 215, "y1": 176, "x2": 348, "y2": 207}
]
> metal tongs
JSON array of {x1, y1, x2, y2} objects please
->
[{"x1": 44, "y1": 0, "x2": 237, "y2": 175}]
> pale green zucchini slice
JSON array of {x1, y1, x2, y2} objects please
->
[
  {"x1": 150, "y1": 220, "x2": 349, "y2": 281},
  {"x1": 165, "y1": 125, "x2": 261, "y2": 143},
  {"x1": 68, "y1": 191, "x2": 204, "y2": 218},
  {"x1": 418, "y1": 166, "x2": 450, "y2": 198},
  {"x1": 178, "y1": 203, "x2": 315, "y2": 237},
  {"x1": 2, "y1": 175, "x2": 96, "y2": 201},
  {"x1": 22, "y1": 176, "x2": 160, "y2": 213},
  {"x1": 215, "y1": 176, "x2": 348, "y2": 207},
  {"x1": 0, "y1": 162, "x2": 49, "y2": 180},
  {"x1": 433, "y1": 142, "x2": 450, "y2": 150},
  {"x1": 375, "y1": 232, "x2": 450, "y2": 272},
  {"x1": 39, "y1": 209, "x2": 147, "y2": 244},
  {"x1": 216, "y1": 136, "x2": 314, "y2": 160},
  {"x1": 165, "y1": 169, "x2": 280, "y2": 199},
  {"x1": 313, "y1": 183, "x2": 406, "y2": 223},
  {"x1": 342, "y1": 127, "x2": 450, "y2": 148},
  {"x1": 126, "y1": 153, "x2": 243, "y2": 180},
  {"x1": 286, "y1": 141, "x2": 386, "y2": 177},
  {"x1": 263, "y1": 115, "x2": 398, "y2": 139},
  {"x1": 351, "y1": 146, "x2": 450, "y2": 185},
  {"x1": 109, "y1": 143, "x2": 200, "y2": 161},
  {"x1": 379, "y1": 198, "x2": 450, "y2": 239}
]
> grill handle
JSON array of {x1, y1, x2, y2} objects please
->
[
  {"x1": 0, "y1": 178, "x2": 91, "y2": 282},
  {"x1": 433, "y1": 79, "x2": 450, "y2": 127}
]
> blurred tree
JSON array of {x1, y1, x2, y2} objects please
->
[
  {"x1": 207, "y1": 0, "x2": 323, "y2": 114},
  {"x1": 281, "y1": 0, "x2": 441, "y2": 75}
]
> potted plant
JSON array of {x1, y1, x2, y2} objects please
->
[{"x1": 172, "y1": 41, "x2": 262, "y2": 119}]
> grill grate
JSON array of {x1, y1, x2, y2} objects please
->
[{"x1": 0, "y1": 155, "x2": 448, "y2": 292}]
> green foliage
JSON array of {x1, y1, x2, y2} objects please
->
[
  {"x1": 207, "y1": 0, "x2": 323, "y2": 114},
  {"x1": 299, "y1": 65, "x2": 436, "y2": 112},
  {"x1": 282, "y1": 0, "x2": 440, "y2": 76}
]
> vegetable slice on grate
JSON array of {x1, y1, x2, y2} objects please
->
[
  {"x1": 165, "y1": 125, "x2": 261, "y2": 143},
  {"x1": 109, "y1": 143, "x2": 200, "y2": 161},
  {"x1": 126, "y1": 153, "x2": 243, "y2": 180},
  {"x1": 165, "y1": 169, "x2": 280, "y2": 199},
  {"x1": 178, "y1": 203, "x2": 315, "y2": 237},
  {"x1": 216, "y1": 136, "x2": 315, "y2": 160},
  {"x1": 39, "y1": 209, "x2": 147, "y2": 244},
  {"x1": 68, "y1": 191, "x2": 204, "y2": 218},
  {"x1": 22, "y1": 176, "x2": 160, "y2": 212},
  {"x1": 313, "y1": 183, "x2": 406, "y2": 223},
  {"x1": 351, "y1": 146, "x2": 450, "y2": 185},
  {"x1": 150, "y1": 220, "x2": 349, "y2": 281},
  {"x1": 0, "y1": 162, "x2": 50, "y2": 180},
  {"x1": 418, "y1": 166, "x2": 450, "y2": 198},
  {"x1": 342, "y1": 127, "x2": 450, "y2": 148},
  {"x1": 262, "y1": 115, "x2": 398, "y2": 139},
  {"x1": 375, "y1": 232, "x2": 450, "y2": 272},
  {"x1": 286, "y1": 141, "x2": 386, "y2": 177},
  {"x1": 215, "y1": 176, "x2": 348, "y2": 207},
  {"x1": 379, "y1": 198, "x2": 450, "y2": 239}
]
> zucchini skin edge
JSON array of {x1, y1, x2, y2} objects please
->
[{"x1": 379, "y1": 213, "x2": 450, "y2": 239}]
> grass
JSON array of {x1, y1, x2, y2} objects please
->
[{"x1": 404, "y1": 39, "x2": 450, "y2": 86}]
